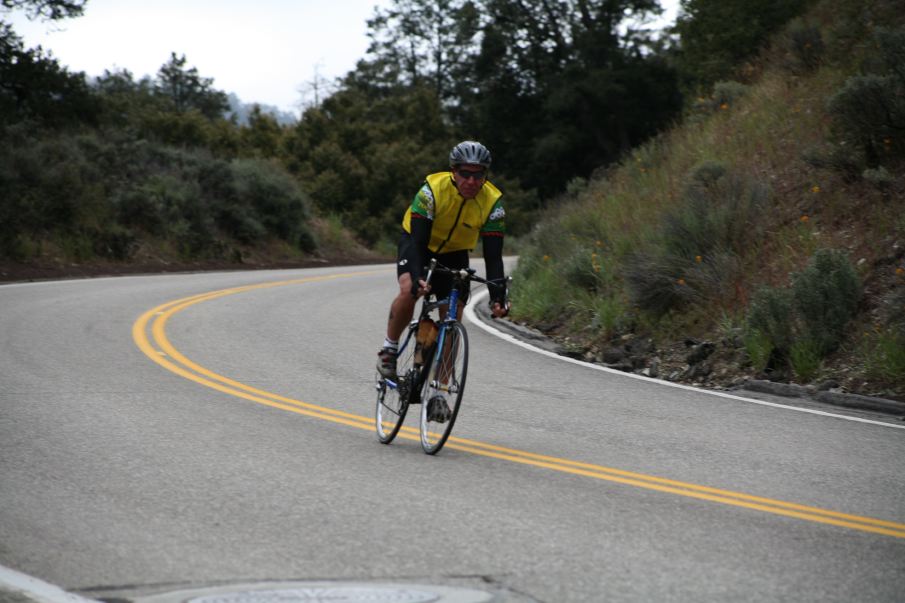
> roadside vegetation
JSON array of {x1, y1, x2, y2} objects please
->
[
  {"x1": 510, "y1": 0, "x2": 905, "y2": 398},
  {"x1": 2, "y1": 0, "x2": 902, "y2": 398}
]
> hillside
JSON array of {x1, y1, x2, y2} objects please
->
[{"x1": 509, "y1": 0, "x2": 905, "y2": 401}]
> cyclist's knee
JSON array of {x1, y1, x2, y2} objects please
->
[{"x1": 396, "y1": 273, "x2": 416, "y2": 303}]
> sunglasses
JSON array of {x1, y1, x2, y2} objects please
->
[{"x1": 456, "y1": 168, "x2": 486, "y2": 181}]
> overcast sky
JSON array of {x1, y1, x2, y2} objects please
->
[{"x1": 4, "y1": 0, "x2": 678, "y2": 117}]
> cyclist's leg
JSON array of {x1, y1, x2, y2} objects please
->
[
  {"x1": 387, "y1": 272, "x2": 417, "y2": 342},
  {"x1": 432, "y1": 250, "x2": 469, "y2": 383},
  {"x1": 386, "y1": 233, "x2": 423, "y2": 342}
]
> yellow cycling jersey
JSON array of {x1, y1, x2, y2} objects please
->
[{"x1": 401, "y1": 172, "x2": 504, "y2": 253}]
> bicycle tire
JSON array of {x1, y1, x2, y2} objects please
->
[
  {"x1": 375, "y1": 325, "x2": 416, "y2": 444},
  {"x1": 420, "y1": 321, "x2": 468, "y2": 454}
]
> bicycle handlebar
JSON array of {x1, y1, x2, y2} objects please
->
[
  {"x1": 422, "y1": 259, "x2": 512, "y2": 319},
  {"x1": 424, "y1": 258, "x2": 510, "y2": 288}
]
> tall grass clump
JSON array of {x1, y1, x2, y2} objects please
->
[
  {"x1": 509, "y1": 250, "x2": 565, "y2": 324},
  {"x1": 865, "y1": 331, "x2": 905, "y2": 384},
  {"x1": 511, "y1": 199, "x2": 624, "y2": 332},
  {"x1": 864, "y1": 286, "x2": 905, "y2": 386}
]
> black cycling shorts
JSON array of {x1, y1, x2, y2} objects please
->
[{"x1": 397, "y1": 231, "x2": 471, "y2": 304}]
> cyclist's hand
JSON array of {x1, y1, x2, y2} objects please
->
[
  {"x1": 412, "y1": 278, "x2": 431, "y2": 298},
  {"x1": 490, "y1": 300, "x2": 510, "y2": 319}
]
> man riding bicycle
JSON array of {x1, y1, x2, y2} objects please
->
[{"x1": 377, "y1": 140, "x2": 512, "y2": 380}]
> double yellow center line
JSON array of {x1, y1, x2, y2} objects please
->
[{"x1": 132, "y1": 272, "x2": 905, "y2": 540}]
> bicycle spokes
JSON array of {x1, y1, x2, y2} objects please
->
[
  {"x1": 420, "y1": 322, "x2": 468, "y2": 454},
  {"x1": 375, "y1": 330, "x2": 417, "y2": 444}
]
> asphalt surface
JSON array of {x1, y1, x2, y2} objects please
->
[{"x1": 2, "y1": 264, "x2": 904, "y2": 602}]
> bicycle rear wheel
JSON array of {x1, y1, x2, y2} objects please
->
[
  {"x1": 375, "y1": 326, "x2": 416, "y2": 444},
  {"x1": 420, "y1": 321, "x2": 468, "y2": 454}
]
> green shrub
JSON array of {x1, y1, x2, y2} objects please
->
[
  {"x1": 711, "y1": 81, "x2": 750, "y2": 108},
  {"x1": 791, "y1": 248, "x2": 861, "y2": 355},
  {"x1": 588, "y1": 294, "x2": 630, "y2": 340},
  {"x1": 789, "y1": 338, "x2": 822, "y2": 382},
  {"x1": 115, "y1": 175, "x2": 198, "y2": 236},
  {"x1": 57, "y1": 232, "x2": 94, "y2": 261},
  {"x1": 745, "y1": 249, "x2": 861, "y2": 380},
  {"x1": 216, "y1": 203, "x2": 267, "y2": 244},
  {"x1": 689, "y1": 82, "x2": 749, "y2": 116},
  {"x1": 826, "y1": 27, "x2": 905, "y2": 169},
  {"x1": 802, "y1": 144, "x2": 863, "y2": 182},
  {"x1": 661, "y1": 166, "x2": 768, "y2": 258},
  {"x1": 862, "y1": 166, "x2": 895, "y2": 190},
  {"x1": 560, "y1": 247, "x2": 604, "y2": 293},
  {"x1": 91, "y1": 225, "x2": 137, "y2": 260},
  {"x1": 231, "y1": 159, "x2": 317, "y2": 251},
  {"x1": 625, "y1": 163, "x2": 769, "y2": 315},
  {"x1": 746, "y1": 286, "x2": 795, "y2": 356},
  {"x1": 744, "y1": 328, "x2": 773, "y2": 371},
  {"x1": 828, "y1": 74, "x2": 904, "y2": 165},
  {"x1": 783, "y1": 19, "x2": 825, "y2": 74}
]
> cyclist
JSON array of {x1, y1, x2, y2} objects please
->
[{"x1": 377, "y1": 140, "x2": 511, "y2": 383}]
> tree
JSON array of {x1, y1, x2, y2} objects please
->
[
  {"x1": 155, "y1": 52, "x2": 228, "y2": 119},
  {"x1": 0, "y1": 23, "x2": 96, "y2": 125},
  {"x1": 285, "y1": 77, "x2": 453, "y2": 244},
  {"x1": 0, "y1": 0, "x2": 95, "y2": 125},
  {"x1": 457, "y1": 0, "x2": 677, "y2": 194},
  {"x1": 674, "y1": 0, "x2": 813, "y2": 91},
  {"x1": 0, "y1": 0, "x2": 86, "y2": 20},
  {"x1": 240, "y1": 105, "x2": 284, "y2": 158},
  {"x1": 365, "y1": 0, "x2": 481, "y2": 102}
]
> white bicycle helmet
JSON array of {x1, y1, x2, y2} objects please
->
[{"x1": 449, "y1": 140, "x2": 492, "y2": 168}]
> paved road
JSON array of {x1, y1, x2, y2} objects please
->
[{"x1": 2, "y1": 265, "x2": 904, "y2": 602}]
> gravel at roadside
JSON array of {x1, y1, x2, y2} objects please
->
[{"x1": 472, "y1": 303, "x2": 905, "y2": 421}]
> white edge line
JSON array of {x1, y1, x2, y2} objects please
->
[
  {"x1": 465, "y1": 288, "x2": 905, "y2": 430},
  {"x1": 0, "y1": 564, "x2": 98, "y2": 603}
]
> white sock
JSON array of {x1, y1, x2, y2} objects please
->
[{"x1": 383, "y1": 337, "x2": 398, "y2": 350}]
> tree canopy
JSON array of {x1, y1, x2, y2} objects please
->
[{"x1": 1, "y1": 0, "x2": 814, "y2": 259}]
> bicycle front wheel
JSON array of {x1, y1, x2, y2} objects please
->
[
  {"x1": 420, "y1": 321, "x2": 468, "y2": 454},
  {"x1": 375, "y1": 326, "x2": 416, "y2": 444}
]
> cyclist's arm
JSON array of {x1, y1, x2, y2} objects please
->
[
  {"x1": 482, "y1": 233, "x2": 507, "y2": 305},
  {"x1": 409, "y1": 215, "x2": 432, "y2": 295},
  {"x1": 406, "y1": 183, "x2": 435, "y2": 296},
  {"x1": 481, "y1": 198, "x2": 507, "y2": 308}
]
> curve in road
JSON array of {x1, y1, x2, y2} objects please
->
[{"x1": 132, "y1": 272, "x2": 905, "y2": 540}]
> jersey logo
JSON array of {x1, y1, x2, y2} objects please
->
[
  {"x1": 489, "y1": 207, "x2": 506, "y2": 221},
  {"x1": 398, "y1": 258, "x2": 408, "y2": 266}
]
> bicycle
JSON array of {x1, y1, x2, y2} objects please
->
[{"x1": 374, "y1": 259, "x2": 508, "y2": 455}]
